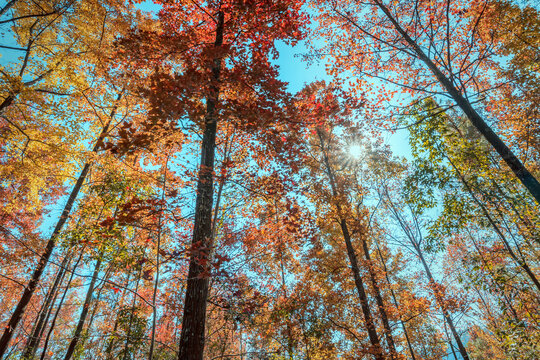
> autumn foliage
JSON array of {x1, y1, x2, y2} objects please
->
[{"x1": 0, "y1": 0, "x2": 539, "y2": 359}]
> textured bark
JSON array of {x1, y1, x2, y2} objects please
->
[
  {"x1": 0, "y1": 92, "x2": 122, "y2": 357},
  {"x1": 177, "y1": 11, "x2": 224, "y2": 360},
  {"x1": 373, "y1": 0, "x2": 540, "y2": 204}
]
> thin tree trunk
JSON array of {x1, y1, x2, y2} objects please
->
[
  {"x1": 359, "y1": 236, "x2": 398, "y2": 359},
  {"x1": 39, "y1": 248, "x2": 85, "y2": 360},
  {"x1": 63, "y1": 257, "x2": 103, "y2": 360},
  {"x1": 445, "y1": 154, "x2": 540, "y2": 293},
  {"x1": 177, "y1": 11, "x2": 224, "y2": 360},
  {"x1": 86, "y1": 266, "x2": 112, "y2": 332},
  {"x1": 385, "y1": 194, "x2": 470, "y2": 360},
  {"x1": 373, "y1": 237, "x2": 417, "y2": 360},
  {"x1": 0, "y1": 92, "x2": 123, "y2": 357},
  {"x1": 317, "y1": 129, "x2": 385, "y2": 360},
  {"x1": 22, "y1": 251, "x2": 72, "y2": 359},
  {"x1": 122, "y1": 266, "x2": 143, "y2": 360},
  {"x1": 105, "y1": 272, "x2": 131, "y2": 359},
  {"x1": 149, "y1": 158, "x2": 168, "y2": 360},
  {"x1": 373, "y1": 0, "x2": 540, "y2": 203},
  {"x1": 415, "y1": 248, "x2": 470, "y2": 360}
]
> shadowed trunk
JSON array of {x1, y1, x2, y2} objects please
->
[
  {"x1": 40, "y1": 249, "x2": 85, "y2": 360},
  {"x1": 359, "y1": 236, "x2": 398, "y2": 359},
  {"x1": 177, "y1": 11, "x2": 224, "y2": 360}
]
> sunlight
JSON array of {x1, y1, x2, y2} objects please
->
[{"x1": 349, "y1": 144, "x2": 363, "y2": 159}]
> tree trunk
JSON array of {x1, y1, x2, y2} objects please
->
[
  {"x1": 415, "y1": 248, "x2": 470, "y2": 360},
  {"x1": 39, "y1": 249, "x2": 85, "y2": 360},
  {"x1": 445, "y1": 154, "x2": 540, "y2": 293},
  {"x1": 359, "y1": 236, "x2": 398, "y2": 359},
  {"x1": 177, "y1": 11, "x2": 224, "y2": 360},
  {"x1": 63, "y1": 257, "x2": 103, "y2": 360},
  {"x1": 122, "y1": 266, "x2": 143, "y2": 360},
  {"x1": 385, "y1": 194, "x2": 470, "y2": 360},
  {"x1": 339, "y1": 220, "x2": 385, "y2": 360},
  {"x1": 0, "y1": 92, "x2": 122, "y2": 357},
  {"x1": 373, "y1": 0, "x2": 540, "y2": 203},
  {"x1": 149, "y1": 159, "x2": 168, "y2": 360},
  {"x1": 373, "y1": 237, "x2": 417, "y2": 360},
  {"x1": 105, "y1": 272, "x2": 131, "y2": 359},
  {"x1": 22, "y1": 252, "x2": 71, "y2": 359},
  {"x1": 316, "y1": 129, "x2": 385, "y2": 359}
]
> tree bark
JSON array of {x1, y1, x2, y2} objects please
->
[
  {"x1": 373, "y1": 238, "x2": 417, "y2": 360},
  {"x1": 177, "y1": 11, "x2": 224, "y2": 360},
  {"x1": 149, "y1": 159, "x2": 168, "y2": 360},
  {"x1": 359, "y1": 235, "x2": 398, "y2": 359},
  {"x1": 122, "y1": 266, "x2": 143, "y2": 360},
  {"x1": 0, "y1": 92, "x2": 122, "y2": 357},
  {"x1": 339, "y1": 219, "x2": 385, "y2": 360}
]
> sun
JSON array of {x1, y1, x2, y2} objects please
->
[{"x1": 349, "y1": 144, "x2": 363, "y2": 159}]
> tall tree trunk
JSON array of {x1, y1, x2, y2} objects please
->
[
  {"x1": 177, "y1": 11, "x2": 224, "y2": 360},
  {"x1": 39, "y1": 248, "x2": 85, "y2": 360},
  {"x1": 63, "y1": 257, "x2": 103, "y2": 360},
  {"x1": 359, "y1": 236, "x2": 398, "y2": 359},
  {"x1": 373, "y1": 238, "x2": 417, "y2": 360},
  {"x1": 22, "y1": 252, "x2": 71, "y2": 359},
  {"x1": 339, "y1": 219, "x2": 385, "y2": 360},
  {"x1": 445, "y1": 154, "x2": 540, "y2": 293},
  {"x1": 372, "y1": 0, "x2": 540, "y2": 203},
  {"x1": 384, "y1": 194, "x2": 470, "y2": 360},
  {"x1": 105, "y1": 272, "x2": 131, "y2": 359},
  {"x1": 122, "y1": 266, "x2": 143, "y2": 360},
  {"x1": 415, "y1": 248, "x2": 470, "y2": 360},
  {"x1": 0, "y1": 92, "x2": 123, "y2": 357},
  {"x1": 316, "y1": 129, "x2": 385, "y2": 360},
  {"x1": 149, "y1": 158, "x2": 168, "y2": 360}
]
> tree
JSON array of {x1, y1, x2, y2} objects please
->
[
  {"x1": 311, "y1": 0, "x2": 540, "y2": 202},
  {"x1": 114, "y1": 1, "x2": 307, "y2": 358}
]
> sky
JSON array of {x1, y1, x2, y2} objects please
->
[{"x1": 135, "y1": 1, "x2": 413, "y2": 160}]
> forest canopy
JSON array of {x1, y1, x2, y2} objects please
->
[{"x1": 0, "y1": 0, "x2": 539, "y2": 359}]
